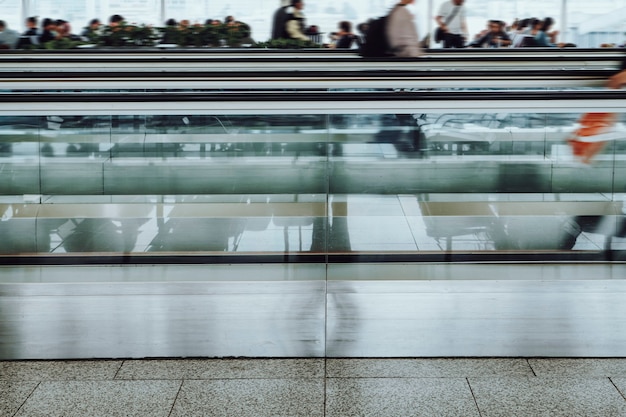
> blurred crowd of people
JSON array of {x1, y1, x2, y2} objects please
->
[
  {"x1": 0, "y1": 13, "x2": 253, "y2": 49},
  {"x1": 0, "y1": 0, "x2": 619, "y2": 51},
  {"x1": 467, "y1": 16, "x2": 569, "y2": 48}
]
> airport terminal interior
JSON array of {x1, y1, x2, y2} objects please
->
[{"x1": 1, "y1": 20, "x2": 626, "y2": 415}]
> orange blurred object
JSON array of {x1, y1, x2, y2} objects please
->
[{"x1": 567, "y1": 112, "x2": 617, "y2": 164}]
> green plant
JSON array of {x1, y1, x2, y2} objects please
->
[
  {"x1": 42, "y1": 38, "x2": 86, "y2": 50},
  {"x1": 251, "y1": 38, "x2": 322, "y2": 49},
  {"x1": 98, "y1": 22, "x2": 159, "y2": 47},
  {"x1": 220, "y1": 22, "x2": 252, "y2": 46}
]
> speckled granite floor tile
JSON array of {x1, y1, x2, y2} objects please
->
[
  {"x1": 325, "y1": 378, "x2": 480, "y2": 417},
  {"x1": 0, "y1": 381, "x2": 39, "y2": 417},
  {"x1": 170, "y1": 379, "x2": 324, "y2": 417},
  {"x1": 529, "y1": 359, "x2": 626, "y2": 377},
  {"x1": 327, "y1": 358, "x2": 534, "y2": 378},
  {"x1": 0, "y1": 360, "x2": 123, "y2": 381},
  {"x1": 14, "y1": 380, "x2": 181, "y2": 417},
  {"x1": 116, "y1": 358, "x2": 324, "y2": 380},
  {"x1": 469, "y1": 377, "x2": 626, "y2": 417}
]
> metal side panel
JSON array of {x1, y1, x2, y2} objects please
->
[
  {"x1": 3, "y1": 263, "x2": 626, "y2": 359},
  {"x1": 326, "y1": 263, "x2": 626, "y2": 357},
  {"x1": 0, "y1": 264, "x2": 327, "y2": 359}
]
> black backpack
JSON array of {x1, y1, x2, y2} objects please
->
[{"x1": 359, "y1": 14, "x2": 393, "y2": 57}]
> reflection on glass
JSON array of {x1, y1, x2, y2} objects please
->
[{"x1": 0, "y1": 111, "x2": 625, "y2": 257}]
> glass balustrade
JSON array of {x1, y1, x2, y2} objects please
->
[{"x1": 1, "y1": 101, "x2": 625, "y2": 258}]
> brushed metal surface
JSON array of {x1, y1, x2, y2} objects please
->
[
  {"x1": 326, "y1": 274, "x2": 626, "y2": 357},
  {"x1": 2, "y1": 263, "x2": 626, "y2": 359},
  {"x1": 0, "y1": 282, "x2": 326, "y2": 359}
]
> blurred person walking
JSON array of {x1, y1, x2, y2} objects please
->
[
  {"x1": 387, "y1": 0, "x2": 423, "y2": 57},
  {"x1": 285, "y1": 0, "x2": 310, "y2": 41},
  {"x1": 435, "y1": 0, "x2": 467, "y2": 48}
]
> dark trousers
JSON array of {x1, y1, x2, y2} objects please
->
[{"x1": 443, "y1": 33, "x2": 465, "y2": 48}]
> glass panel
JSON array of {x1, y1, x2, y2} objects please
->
[
  {"x1": 39, "y1": 115, "x2": 111, "y2": 195},
  {"x1": 0, "y1": 116, "x2": 42, "y2": 196},
  {"x1": 1, "y1": 113, "x2": 332, "y2": 256},
  {"x1": 1, "y1": 108, "x2": 625, "y2": 257},
  {"x1": 328, "y1": 110, "x2": 625, "y2": 253}
]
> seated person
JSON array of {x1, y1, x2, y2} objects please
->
[
  {"x1": 160, "y1": 18, "x2": 178, "y2": 44},
  {"x1": 55, "y1": 20, "x2": 82, "y2": 41},
  {"x1": 0, "y1": 21, "x2": 20, "y2": 49},
  {"x1": 534, "y1": 17, "x2": 564, "y2": 47},
  {"x1": 330, "y1": 21, "x2": 357, "y2": 48},
  {"x1": 109, "y1": 14, "x2": 124, "y2": 28},
  {"x1": 81, "y1": 19, "x2": 102, "y2": 42},
  {"x1": 39, "y1": 18, "x2": 57, "y2": 44},
  {"x1": 23, "y1": 16, "x2": 39, "y2": 37},
  {"x1": 468, "y1": 20, "x2": 511, "y2": 47}
]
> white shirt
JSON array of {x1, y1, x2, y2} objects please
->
[{"x1": 437, "y1": 1, "x2": 466, "y2": 36}]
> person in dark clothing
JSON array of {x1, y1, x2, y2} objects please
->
[
  {"x1": 17, "y1": 16, "x2": 39, "y2": 48},
  {"x1": 39, "y1": 18, "x2": 56, "y2": 44},
  {"x1": 80, "y1": 18, "x2": 101, "y2": 42},
  {"x1": 330, "y1": 21, "x2": 357, "y2": 48},
  {"x1": 55, "y1": 20, "x2": 82, "y2": 41},
  {"x1": 468, "y1": 20, "x2": 511, "y2": 48},
  {"x1": 160, "y1": 18, "x2": 178, "y2": 44},
  {"x1": 23, "y1": 16, "x2": 38, "y2": 36},
  {"x1": 271, "y1": 3, "x2": 290, "y2": 39},
  {"x1": 109, "y1": 14, "x2": 124, "y2": 27}
]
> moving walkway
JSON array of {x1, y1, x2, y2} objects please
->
[{"x1": 1, "y1": 52, "x2": 626, "y2": 359}]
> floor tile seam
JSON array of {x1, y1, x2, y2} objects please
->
[
  {"x1": 323, "y1": 358, "x2": 328, "y2": 417},
  {"x1": 11, "y1": 375, "x2": 613, "y2": 382},
  {"x1": 166, "y1": 380, "x2": 184, "y2": 417},
  {"x1": 112, "y1": 360, "x2": 125, "y2": 380},
  {"x1": 466, "y1": 377, "x2": 484, "y2": 417},
  {"x1": 2, "y1": 376, "x2": 326, "y2": 381},
  {"x1": 526, "y1": 358, "x2": 538, "y2": 376},
  {"x1": 9, "y1": 375, "x2": 626, "y2": 382},
  {"x1": 397, "y1": 194, "x2": 421, "y2": 251},
  {"x1": 111, "y1": 377, "x2": 327, "y2": 381},
  {"x1": 324, "y1": 375, "x2": 533, "y2": 379},
  {"x1": 609, "y1": 377, "x2": 626, "y2": 401},
  {"x1": 12, "y1": 381, "x2": 40, "y2": 417}
]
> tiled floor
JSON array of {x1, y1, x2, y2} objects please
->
[{"x1": 3, "y1": 358, "x2": 626, "y2": 416}]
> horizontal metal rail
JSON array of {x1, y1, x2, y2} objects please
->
[
  {"x1": 0, "y1": 252, "x2": 619, "y2": 265},
  {"x1": 2, "y1": 49, "x2": 622, "y2": 89},
  {"x1": 0, "y1": 90, "x2": 624, "y2": 115}
]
